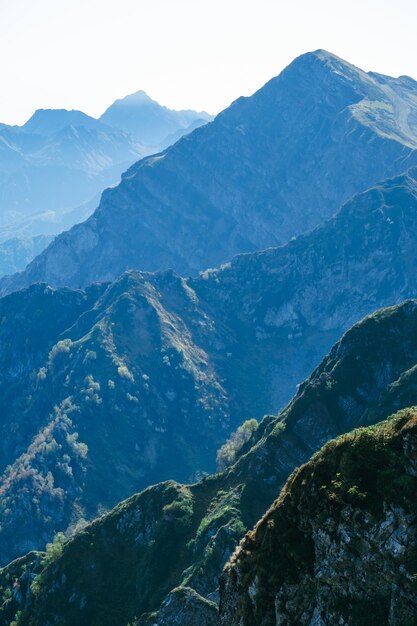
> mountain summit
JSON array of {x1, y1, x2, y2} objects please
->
[{"x1": 4, "y1": 49, "x2": 417, "y2": 294}]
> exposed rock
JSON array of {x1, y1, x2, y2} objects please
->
[
  {"x1": 137, "y1": 587, "x2": 217, "y2": 626},
  {"x1": 219, "y1": 409, "x2": 417, "y2": 626}
]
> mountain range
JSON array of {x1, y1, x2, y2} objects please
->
[
  {"x1": 0, "y1": 165, "x2": 417, "y2": 568},
  {"x1": 0, "y1": 49, "x2": 417, "y2": 626},
  {"x1": 0, "y1": 93, "x2": 211, "y2": 277},
  {"x1": 2, "y1": 299, "x2": 417, "y2": 625},
  {"x1": 4, "y1": 49, "x2": 417, "y2": 293}
]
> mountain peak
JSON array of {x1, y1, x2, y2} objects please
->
[
  {"x1": 285, "y1": 48, "x2": 369, "y2": 83},
  {"x1": 106, "y1": 89, "x2": 156, "y2": 108},
  {"x1": 100, "y1": 90, "x2": 211, "y2": 144}
]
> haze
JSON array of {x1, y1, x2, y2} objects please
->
[{"x1": 1, "y1": 0, "x2": 417, "y2": 125}]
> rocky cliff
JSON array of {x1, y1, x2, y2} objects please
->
[{"x1": 219, "y1": 407, "x2": 417, "y2": 625}]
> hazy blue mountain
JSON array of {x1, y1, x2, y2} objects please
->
[
  {"x1": 22, "y1": 109, "x2": 102, "y2": 136},
  {"x1": 0, "y1": 193, "x2": 100, "y2": 276},
  {"x1": 0, "y1": 234, "x2": 53, "y2": 277},
  {"x1": 0, "y1": 169, "x2": 417, "y2": 567},
  {"x1": 0, "y1": 98, "x2": 210, "y2": 276},
  {"x1": 100, "y1": 89, "x2": 212, "y2": 146},
  {"x1": 160, "y1": 116, "x2": 211, "y2": 149},
  {"x1": 0, "y1": 120, "x2": 144, "y2": 229},
  {"x1": 3, "y1": 300, "x2": 417, "y2": 625},
  {"x1": 7, "y1": 49, "x2": 417, "y2": 293}
]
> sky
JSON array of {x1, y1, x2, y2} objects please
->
[{"x1": 1, "y1": 0, "x2": 417, "y2": 125}]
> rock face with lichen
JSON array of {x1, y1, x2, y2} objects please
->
[
  {"x1": 4, "y1": 49, "x2": 417, "y2": 294},
  {"x1": 219, "y1": 409, "x2": 417, "y2": 625}
]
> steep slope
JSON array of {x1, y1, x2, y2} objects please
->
[
  {"x1": 3, "y1": 301, "x2": 417, "y2": 625},
  {"x1": 100, "y1": 89, "x2": 212, "y2": 146},
  {"x1": 0, "y1": 271, "x2": 231, "y2": 566},
  {"x1": 219, "y1": 408, "x2": 417, "y2": 625},
  {"x1": 2, "y1": 167, "x2": 417, "y2": 565},
  {"x1": 6, "y1": 49, "x2": 417, "y2": 291}
]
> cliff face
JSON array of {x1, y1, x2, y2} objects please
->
[
  {"x1": 219, "y1": 408, "x2": 417, "y2": 626},
  {"x1": 4, "y1": 50, "x2": 417, "y2": 293},
  {"x1": 3, "y1": 301, "x2": 417, "y2": 625}
]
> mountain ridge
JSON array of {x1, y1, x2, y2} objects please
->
[
  {"x1": 4, "y1": 49, "x2": 417, "y2": 293},
  {"x1": 0, "y1": 167, "x2": 417, "y2": 566},
  {"x1": 2, "y1": 300, "x2": 417, "y2": 624}
]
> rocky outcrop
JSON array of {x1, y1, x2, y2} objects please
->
[
  {"x1": 5, "y1": 50, "x2": 417, "y2": 292},
  {"x1": 137, "y1": 587, "x2": 217, "y2": 626},
  {"x1": 219, "y1": 408, "x2": 417, "y2": 626}
]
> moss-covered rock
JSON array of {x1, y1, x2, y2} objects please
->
[{"x1": 219, "y1": 409, "x2": 417, "y2": 625}]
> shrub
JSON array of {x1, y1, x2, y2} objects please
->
[{"x1": 216, "y1": 419, "x2": 258, "y2": 471}]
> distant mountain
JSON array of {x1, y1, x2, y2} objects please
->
[
  {"x1": 0, "y1": 194, "x2": 99, "y2": 276},
  {"x1": 6, "y1": 49, "x2": 417, "y2": 292},
  {"x1": 0, "y1": 118, "x2": 144, "y2": 225},
  {"x1": 100, "y1": 89, "x2": 212, "y2": 145},
  {"x1": 22, "y1": 109, "x2": 102, "y2": 136},
  {"x1": 0, "y1": 234, "x2": 53, "y2": 277},
  {"x1": 3, "y1": 300, "x2": 417, "y2": 625},
  {"x1": 1, "y1": 169, "x2": 417, "y2": 568},
  {"x1": 0, "y1": 97, "x2": 211, "y2": 276},
  {"x1": 160, "y1": 116, "x2": 211, "y2": 149}
]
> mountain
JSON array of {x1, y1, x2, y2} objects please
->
[
  {"x1": 100, "y1": 90, "x2": 212, "y2": 146},
  {"x1": 159, "y1": 117, "x2": 212, "y2": 150},
  {"x1": 0, "y1": 234, "x2": 53, "y2": 277},
  {"x1": 0, "y1": 98, "x2": 210, "y2": 277},
  {"x1": 2, "y1": 300, "x2": 417, "y2": 625},
  {"x1": 5, "y1": 49, "x2": 417, "y2": 292},
  {"x1": 0, "y1": 120, "x2": 144, "y2": 225},
  {"x1": 219, "y1": 407, "x2": 417, "y2": 626},
  {"x1": 22, "y1": 109, "x2": 102, "y2": 136},
  {"x1": 0, "y1": 194, "x2": 100, "y2": 276},
  {"x1": 1, "y1": 166, "x2": 417, "y2": 567}
]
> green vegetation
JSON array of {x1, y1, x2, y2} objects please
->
[
  {"x1": 216, "y1": 419, "x2": 258, "y2": 470},
  {"x1": 220, "y1": 408, "x2": 417, "y2": 625}
]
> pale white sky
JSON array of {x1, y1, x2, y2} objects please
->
[{"x1": 1, "y1": 0, "x2": 416, "y2": 125}]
